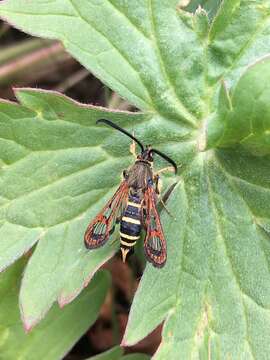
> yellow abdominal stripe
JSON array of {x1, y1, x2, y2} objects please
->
[
  {"x1": 119, "y1": 232, "x2": 139, "y2": 241},
  {"x1": 120, "y1": 239, "x2": 137, "y2": 247},
  {"x1": 127, "y1": 201, "x2": 141, "y2": 208},
  {"x1": 119, "y1": 201, "x2": 141, "y2": 249},
  {"x1": 122, "y1": 216, "x2": 140, "y2": 225}
]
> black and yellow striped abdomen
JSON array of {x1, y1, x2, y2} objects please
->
[{"x1": 120, "y1": 195, "x2": 142, "y2": 261}]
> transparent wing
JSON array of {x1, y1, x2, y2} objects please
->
[
  {"x1": 84, "y1": 181, "x2": 128, "y2": 249},
  {"x1": 144, "y1": 186, "x2": 167, "y2": 267}
]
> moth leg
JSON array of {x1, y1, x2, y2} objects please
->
[
  {"x1": 155, "y1": 166, "x2": 175, "y2": 176},
  {"x1": 115, "y1": 217, "x2": 121, "y2": 224},
  {"x1": 153, "y1": 175, "x2": 175, "y2": 219},
  {"x1": 160, "y1": 198, "x2": 176, "y2": 220},
  {"x1": 129, "y1": 131, "x2": 138, "y2": 159},
  {"x1": 153, "y1": 174, "x2": 162, "y2": 195},
  {"x1": 154, "y1": 164, "x2": 179, "y2": 193}
]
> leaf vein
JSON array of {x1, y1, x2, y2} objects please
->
[
  {"x1": 0, "y1": 10, "x2": 76, "y2": 18},
  {"x1": 103, "y1": 0, "x2": 151, "y2": 40},
  {"x1": 67, "y1": 0, "x2": 155, "y2": 109},
  {"x1": 229, "y1": 174, "x2": 270, "y2": 193},
  {"x1": 206, "y1": 163, "x2": 251, "y2": 345},
  {"x1": 1, "y1": 158, "x2": 110, "y2": 203},
  {"x1": 147, "y1": 0, "x2": 198, "y2": 127},
  {"x1": 208, "y1": 159, "x2": 270, "y2": 313},
  {"x1": 214, "y1": 157, "x2": 270, "y2": 291},
  {"x1": 219, "y1": 15, "x2": 269, "y2": 83}
]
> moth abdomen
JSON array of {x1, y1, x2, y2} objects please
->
[{"x1": 119, "y1": 195, "x2": 142, "y2": 261}]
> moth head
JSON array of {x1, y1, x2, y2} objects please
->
[{"x1": 137, "y1": 145, "x2": 154, "y2": 163}]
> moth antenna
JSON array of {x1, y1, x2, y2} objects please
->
[
  {"x1": 150, "y1": 149, "x2": 178, "y2": 174},
  {"x1": 97, "y1": 119, "x2": 144, "y2": 152}
]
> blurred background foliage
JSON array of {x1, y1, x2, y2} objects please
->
[{"x1": 0, "y1": 21, "x2": 133, "y2": 110}]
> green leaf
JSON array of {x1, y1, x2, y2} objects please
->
[
  {"x1": 205, "y1": 57, "x2": 270, "y2": 155},
  {"x1": 0, "y1": 260, "x2": 110, "y2": 360},
  {"x1": 0, "y1": 88, "x2": 146, "y2": 329},
  {"x1": 124, "y1": 153, "x2": 270, "y2": 358},
  {"x1": 86, "y1": 346, "x2": 123, "y2": 360},
  {"x1": 208, "y1": 0, "x2": 270, "y2": 84},
  {"x1": 122, "y1": 354, "x2": 150, "y2": 360},
  {"x1": 1, "y1": 0, "x2": 270, "y2": 358},
  {"x1": 86, "y1": 346, "x2": 150, "y2": 360},
  {"x1": 0, "y1": 87, "x2": 192, "y2": 331}
]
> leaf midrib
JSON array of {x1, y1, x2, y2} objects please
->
[{"x1": 147, "y1": 0, "x2": 198, "y2": 127}]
